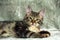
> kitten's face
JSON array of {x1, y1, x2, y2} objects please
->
[
  {"x1": 24, "y1": 6, "x2": 45, "y2": 27},
  {"x1": 24, "y1": 11, "x2": 43, "y2": 26}
]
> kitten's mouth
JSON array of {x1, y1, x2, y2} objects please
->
[
  {"x1": 30, "y1": 23, "x2": 35, "y2": 25},
  {"x1": 31, "y1": 23, "x2": 34, "y2": 25}
]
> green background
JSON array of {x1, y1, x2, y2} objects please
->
[{"x1": 0, "y1": 0, "x2": 60, "y2": 29}]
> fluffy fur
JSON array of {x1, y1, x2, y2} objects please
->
[{"x1": 0, "y1": 6, "x2": 50, "y2": 38}]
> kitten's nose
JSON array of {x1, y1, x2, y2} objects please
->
[
  {"x1": 31, "y1": 20, "x2": 35, "y2": 23},
  {"x1": 31, "y1": 20, "x2": 35, "y2": 24}
]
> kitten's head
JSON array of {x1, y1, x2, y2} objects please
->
[{"x1": 24, "y1": 6, "x2": 45, "y2": 26}]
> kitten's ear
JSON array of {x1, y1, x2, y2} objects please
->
[
  {"x1": 39, "y1": 8, "x2": 45, "y2": 19},
  {"x1": 26, "y1": 5, "x2": 32, "y2": 16}
]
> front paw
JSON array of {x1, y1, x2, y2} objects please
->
[{"x1": 39, "y1": 31, "x2": 50, "y2": 38}]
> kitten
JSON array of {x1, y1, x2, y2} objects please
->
[{"x1": 0, "y1": 6, "x2": 50, "y2": 38}]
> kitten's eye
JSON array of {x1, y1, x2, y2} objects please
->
[
  {"x1": 26, "y1": 17, "x2": 28, "y2": 19},
  {"x1": 36, "y1": 19, "x2": 39, "y2": 21},
  {"x1": 29, "y1": 17, "x2": 32, "y2": 19},
  {"x1": 36, "y1": 19, "x2": 40, "y2": 22}
]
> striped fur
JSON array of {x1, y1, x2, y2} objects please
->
[{"x1": 0, "y1": 6, "x2": 50, "y2": 38}]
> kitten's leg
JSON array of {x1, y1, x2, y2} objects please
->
[
  {"x1": 23, "y1": 30, "x2": 50, "y2": 38},
  {"x1": 24, "y1": 30, "x2": 41, "y2": 38}
]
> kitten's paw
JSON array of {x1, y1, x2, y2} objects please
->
[{"x1": 39, "y1": 31, "x2": 50, "y2": 38}]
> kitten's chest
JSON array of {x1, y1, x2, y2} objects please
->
[{"x1": 28, "y1": 25, "x2": 40, "y2": 33}]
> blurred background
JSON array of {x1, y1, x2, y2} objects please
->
[{"x1": 0, "y1": 0, "x2": 60, "y2": 29}]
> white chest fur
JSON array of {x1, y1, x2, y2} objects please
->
[{"x1": 28, "y1": 25, "x2": 40, "y2": 33}]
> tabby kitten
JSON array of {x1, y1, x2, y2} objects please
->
[{"x1": 0, "y1": 6, "x2": 50, "y2": 38}]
